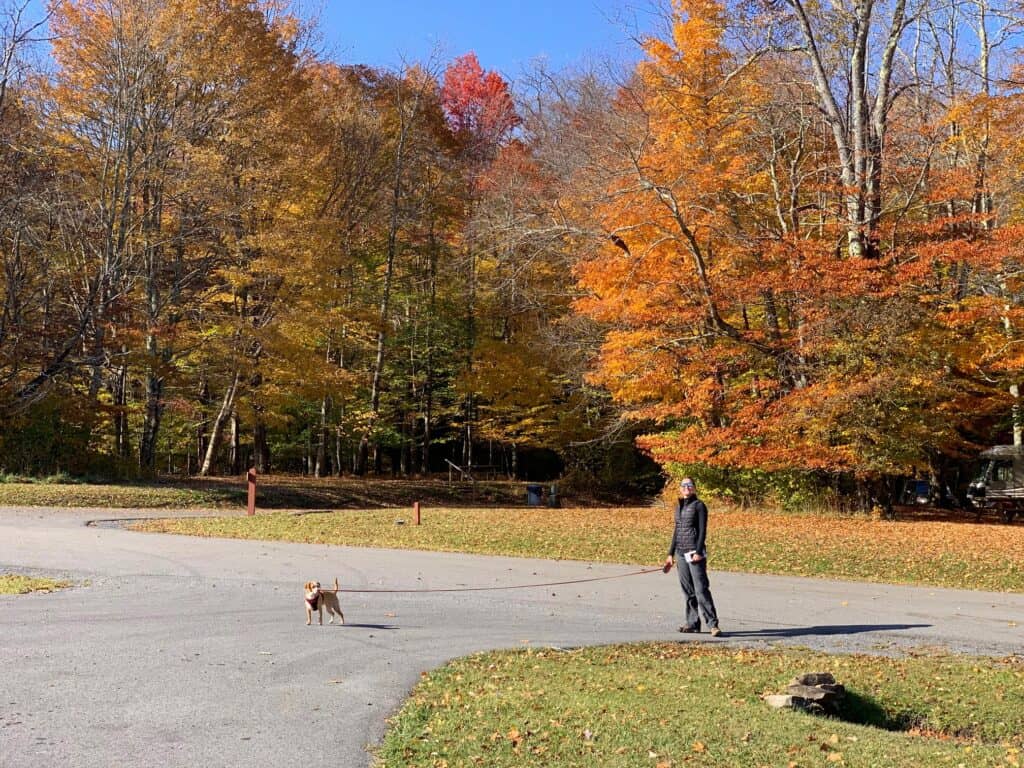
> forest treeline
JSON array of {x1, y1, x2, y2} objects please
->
[{"x1": 2, "y1": 0, "x2": 1024, "y2": 502}]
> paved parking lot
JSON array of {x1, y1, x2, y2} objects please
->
[{"x1": 3, "y1": 507, "x2": 1022, "y2": 767}]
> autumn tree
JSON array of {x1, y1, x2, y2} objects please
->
[
  {"x1": 40, "y1": 0, "x2": 311, "y2": 473},
  {"x1": 524, "y1": 0, "x2": 1024, "y2": 504},
  {"x1": 12, "y1": 0, "x2": 1024, "y2": 498},
  {"x1": 440, "y1": 52, "x2": 521, "y2": 470},
  {"x1": 0, "y1": 0, "x2": 80, "y2": 437}
]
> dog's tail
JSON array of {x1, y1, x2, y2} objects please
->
[{"x1": 334, "y1": 577, "x2": 340, "y2": 592}]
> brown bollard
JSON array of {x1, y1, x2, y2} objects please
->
[
  {"x1": 246, "y1": 467, "x2": 257, "y2": 516},
  {"x1": 414, "y1": 501, "x2": 421, "y2": 525}
]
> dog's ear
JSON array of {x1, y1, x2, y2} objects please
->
[{"x1": 304, "y1": 581, "x2": 313, "y2": 591}]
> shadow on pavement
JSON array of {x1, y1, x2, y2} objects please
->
[
  {"x1": 338, "y1": 623, "x2": 399, "y2": 630},
  {"x1": 720, "y1": 623, "x2": 931, "y2": 638}
]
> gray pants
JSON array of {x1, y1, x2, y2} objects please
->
[{"x1": 677, "y1": 557, "x2": 719, "y2": 630}]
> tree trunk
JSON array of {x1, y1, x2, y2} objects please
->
[
  {"x1": 196, "y1": 375, "x2": 211, "y2": 471},
  {"x1": 787, "y1": 0, "x2": 905, "y2": 259},
  {"x1": 199, "y1": 373, "x2": 240, "y2": 476},
  {"x1": 230, "y1": 409, "x2": 241, "y2": 475},
  {"x1": 400, "y1": 415, "x2": 410, "y2": 476},
  {"x1": 315, "y1": 395, "x2": 328, "y2": 477},
  {"x1": 421, "y1": 414, "x2": 431, "y2": 475},
  {"x1": 420, "y1": 232, "x2": 437, "y2": 475},
  {"x1": 254, "y1": 417, "x2": 269, "y2": 473},
  {"x1": 463, "y1": 242, "x2": 477, "y2": 474},
  {"x1": 113, "y1": 352, "x2": 130, "y2": 461},
  {"x1": 138, "y1": 370, "x2": 163, "y2": 470},
  {"x1": 359, "y1": 73, "x2": 427, "y2": 473},
  {"x1": 356, "y1": 436, "x2": 369, "y2": 476}
]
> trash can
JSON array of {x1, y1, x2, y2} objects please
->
[
  {"x1": 548, "y1": 484, "x2": 559, "y2": 508},
  {"x1": 526, "y1": 483, "x2": 544, "y2": 506}
]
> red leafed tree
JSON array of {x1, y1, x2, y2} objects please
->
[{"x1": 441, "y1": 52, "x2": 519, "y2": 159}]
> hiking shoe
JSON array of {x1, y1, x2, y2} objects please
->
[
  {"x1": 678, "y1": 626, "x2": 701, "y2": 633},
  {"x1": 709, "y1": 626, "x2": 722, "y2": 637}
]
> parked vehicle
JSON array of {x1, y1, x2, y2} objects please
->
[
  {"x1": 966, "y1": 445, "x2": 1023, "y2": 523},
  {"x1": 901, "y1": 479, "x2": 933, "y2": 506},
  {"x1": 897, "y1": 477, "x2": 963, "y2": 510}
]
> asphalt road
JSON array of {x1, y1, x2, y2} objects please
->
[{"x1": 2, "y1": 506, "x2": 1023, "y2": 768}]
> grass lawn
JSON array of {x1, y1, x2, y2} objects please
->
[
  {"x1": 0, "y1": 574, "x2": 71, "y2": 594},
  {"x1": 133, "y1": 506, "x2": 1024, "y2": 592},
  {"x1": 377, "y1": 643, "x2": 1024, "y2": 768},
  {"x1": 0, "y1": 475, "x2": 526, "y2": 510},
  {"x1": 0, "y1": 481, "x2": 234, "y2": 509}
]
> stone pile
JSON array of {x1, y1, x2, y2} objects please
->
[{"x1": 764, "y1": 672, "x2": 846, "y2": 714}]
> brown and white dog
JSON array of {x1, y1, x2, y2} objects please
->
[{"x1": 304, "y1": 579, "x2": 345, "y2": 626}]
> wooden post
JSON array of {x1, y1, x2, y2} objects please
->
[
  {"x1": 246, "y1": 467, "x2": 257, "y2": 516},
  {"x1": 414, "y1": 501, "x2": 421, "y2": 525}
]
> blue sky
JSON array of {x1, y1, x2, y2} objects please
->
[
  {"x1": 314, "y1": 1, "x2": 656, "y2": 79},
  {"x1": 18, "y1": 1, "x2": 658, "y2": 80}
]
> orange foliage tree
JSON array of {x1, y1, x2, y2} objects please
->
[{"x1": 562, "y1": 0, "x2": 1024, "y2": 497}]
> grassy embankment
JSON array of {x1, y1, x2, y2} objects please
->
[{"x1": 376, "y1": 643, "x2": 1023, "y2": 767}]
